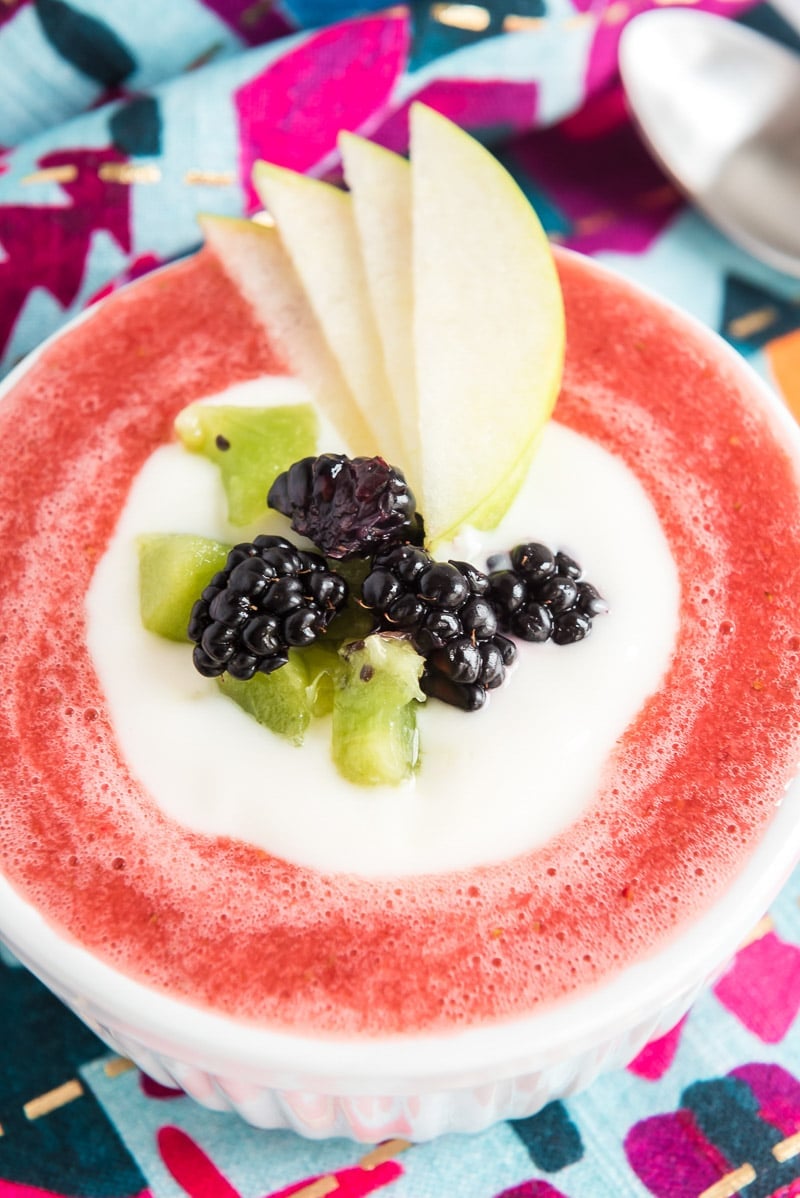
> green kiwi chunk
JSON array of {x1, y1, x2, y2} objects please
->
[
  {"x1": 217, "y1": 651, "x2": 312, "y2": 745},
  {"x1": 323, "y1": 557, "x2": 376, "y2": 647},
  {"x1": 332, "y1": 634, "x2": 424, "y2": 786},
  {"x1": 301, "y1": 642, "x2": 346, "y2": 717},
  {"x1": 137, "y1": 533, "x2": 230, "y2": 641},
  {"x1": 174, "y1": 402, "x2": 318, "y2": 525}
]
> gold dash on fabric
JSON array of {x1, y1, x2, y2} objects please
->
[
  {"x1": 503, "y1": 13, "x2": 543, "y2": 30},
  {"x1": 24, "y1": 1079, "x2": 84, "y2": 1120},
  {"x1": 104, "y1": 1056, "x2": 136, "y2": 1078},
  {"x1": 288, "y1": 1177, "x2": 339, "y2": 1198},
  {"x1": 241, "y1": 0, "x2": 274, "y2": 26},
  {"x1": 21, "y1": 165, "x2": 78, "y2": 185},
  {"x1": 184, "y1": 169, "x2": 236, "y2": 187},
  {"x1": 773, "y1": 1131, "x2": 800, "y2": 1163},
  {"x1": 431, "y1": 3, "x2": 491, "y2": 30},
  {"x1": 98, "y1": 164, "x2": 161, "y2": 185},
  {"x1": 727, "y1": 308, "x2": 779, "y2": 340},
  {"x1": 359, "y1": 1137, "x2": 413, "y2": 1170},
  {"x1": 698, "y1": 1164, "x2": 757, "y2": 1198}
]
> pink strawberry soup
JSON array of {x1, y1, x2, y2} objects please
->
[{"x1": 1, "y1": 248, "x2": 800, "y2": 1037}]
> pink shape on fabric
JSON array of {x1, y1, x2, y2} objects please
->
[
  {"x1": 770, "y1": 1182, "x2": 800, "y2": 1198},
  {"x1": 0, "y1": 0, "x2": 30, "y2": 30},
  {"x1": 557, "y1": 83, "x2": 628, "y2": 140},
  {"x1": 0, "y1": 146, "x2": 131, "y2": 356},
  {"x1": 494, "y1": 1181, "x2": 569, "y2": 1197},
  {"x1": 627, "y1": 1015, "x2": 688, "y2": 1081},
  {"x1": 139, "y1": 1072, "x2": 185, "y2": 1100},
  {"x1": 713, "y1": 933, "x2": 800, "y2": 1043},
  {"x1": 625, "y1": 1107, "x2": 731, "y2": 1198},
  {"x1": 731, "y1": 1063, "x2": 800, "y2": 1137},
  {"x1": 234, "y1": 13, "x2": 410, "y2": 211},
  {"x1": 157, "y1": 1125, "x2": 403, "y2": 1198},
  {"x1": 509, "y1": 95, "x2": 682, "y2": 256},
  {"x1": 370, "y1": 77, "x2": 538, "y2": 157},
  {"x1": 582, "y1": 0, "x2": 759, "y2": 99},
  {"x1": 198, "y1": 0, "x2": 292, "y2": 47},
  {"x1": 158, "y1": 1126, "x2": 240, "y2": 1198}
]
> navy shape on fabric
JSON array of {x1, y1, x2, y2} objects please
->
[
  {"x1": 508, "y1": 1101, "x2": 584, "y2": 1172},
  {"x1": 721, "y1": 274, "x2": 800, "y2": 353},
  {"x1": 109, "y1": 97, "x2": 163, "y2": 157},
  {"x1": 34, "y1": 0, "x2": 136, "y2": 86},
  {"x1": 683, "y1": 1075, "x2": 800, "y2": 1198},
  {"x1": 0, "y1": 957, "x2": 147, "y2": 1196},
  {"x1": 409, "y1": 0, "x2": 545, "y2": 71}
]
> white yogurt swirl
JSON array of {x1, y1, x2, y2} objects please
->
[{"x1": 86, "y1": 377, "x2": 679, "y2": 876}]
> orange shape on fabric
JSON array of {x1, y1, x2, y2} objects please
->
[{"x1": 767, "y1": 328, "x2": 800, "y2": 425}]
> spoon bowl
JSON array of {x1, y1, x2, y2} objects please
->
[{"x1": 620, "y1": 9, "x2": 800, "y2": 276}]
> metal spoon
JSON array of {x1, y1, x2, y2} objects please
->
[{"x1": 619, "y1": 9, "x2": 800, "y2": 277}]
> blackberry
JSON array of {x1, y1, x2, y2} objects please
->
[
  {"x1": 267, "y1": 454, "x2": 420, "y2": 559},
  {"x1": 489, "y1": 541, "x2": 607, "y2": 645},
  {"x1": 361, "y1": 549, "x2": 515, "y2": 710},
  {"x1": 510, "y1": 541, "x2": 555, "y2": 582},
  {"x1": 188, "y1": 535, "x2": 348, "y2": 680},
  {"x1": 421, "y1": 671, "x2": 486, "y2": 712}
]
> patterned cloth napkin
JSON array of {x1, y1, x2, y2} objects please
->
[{"x1": 3, "y1": 1, "x2": 800, "y2": 1195}]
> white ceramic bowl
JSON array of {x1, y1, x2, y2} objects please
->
[
  {"x1": 1, "y1": 788, "x2": 799, "y2": 1141},
  {"x1": 2, "y1": 256, "x2": 800, "y2": 1142}
]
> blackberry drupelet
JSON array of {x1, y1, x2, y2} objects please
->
[
  {"x1": 489, "y1": 541, "x2": 607, "y2": 646},
  {"x1": 267, "y1": 454, "x2": 421, "y2": 559},
  {"x1": 362, "y1": 547, "x2": 516, "y2": 710},
  {"x1": 188, "y1": 534, "x2": 348, "y2": 680}
]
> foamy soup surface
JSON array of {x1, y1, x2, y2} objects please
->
[{"x1": 1, "y1": 249, "x2": 800, "y2": 1036}]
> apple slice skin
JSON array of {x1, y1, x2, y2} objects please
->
[
  {"x1": 199, "y1": 213, "x2": 376, "y2": 458},
  {"x1": 339, "y1": 133, "x2": 419, "y2": 492},
  {"x1": 410, "y1": 103, "x2": 565, "y2": 548},
  {"x1": 251, "y1": 164, "x2": 407, "y2": 471}
]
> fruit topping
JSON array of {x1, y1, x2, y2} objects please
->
[
  {"x1": 218, "y1": 651, "x2": 313, "y2": 745},
  {"x1": 362, "y1": 548, "x2": 516, "y2": 711},
  {"x1": 490, "y1": 542, "x2": 607, "y2": 646},
  {"x1": 174, "y1": 402, "x2": 318, "y2": 526},
  {"x1": 187, "y1": 535, "x2": 348, "y2": 680},
  {"x1": 137, "y1": 533, "x2": 231, "y2": 642},
  {"x1": 332, "y1": 634, "x2": 424, "y2": 786},
  {"x1": 252, "y1": 162, "x2": 406, "y2": 466},
  {"x1": 408, "y1": 104, "x2": 565, "y2": 547},
  {"x1": 339, "y1": 133, "x2": 417, "y2": 482},
  {"x1": 199, "y1": 214, "x2": 377, "y2": 459},
  {"x1": 268, "y1": 454, "x2": 421, "y2": 559}
]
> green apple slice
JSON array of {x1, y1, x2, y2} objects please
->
[
  {"x1": 339, "y1": 133, "x2": 419, "y2": 490},
  {"x1": 174, "y1": 401, "x2": 318, "y2": 526},
  {"x1": 410, "y1": 104, "x2": 565, "y2": 548},
  {"x1": 251, "y1": 164, "x2": 407, "y2": 469},
  {"x1": 199, "y1": 214, "x2": 375, "y2": 457}
]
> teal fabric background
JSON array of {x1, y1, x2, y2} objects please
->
[{"x1": 2, "y1": 2, "x2": 800, "y2": 1194}]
